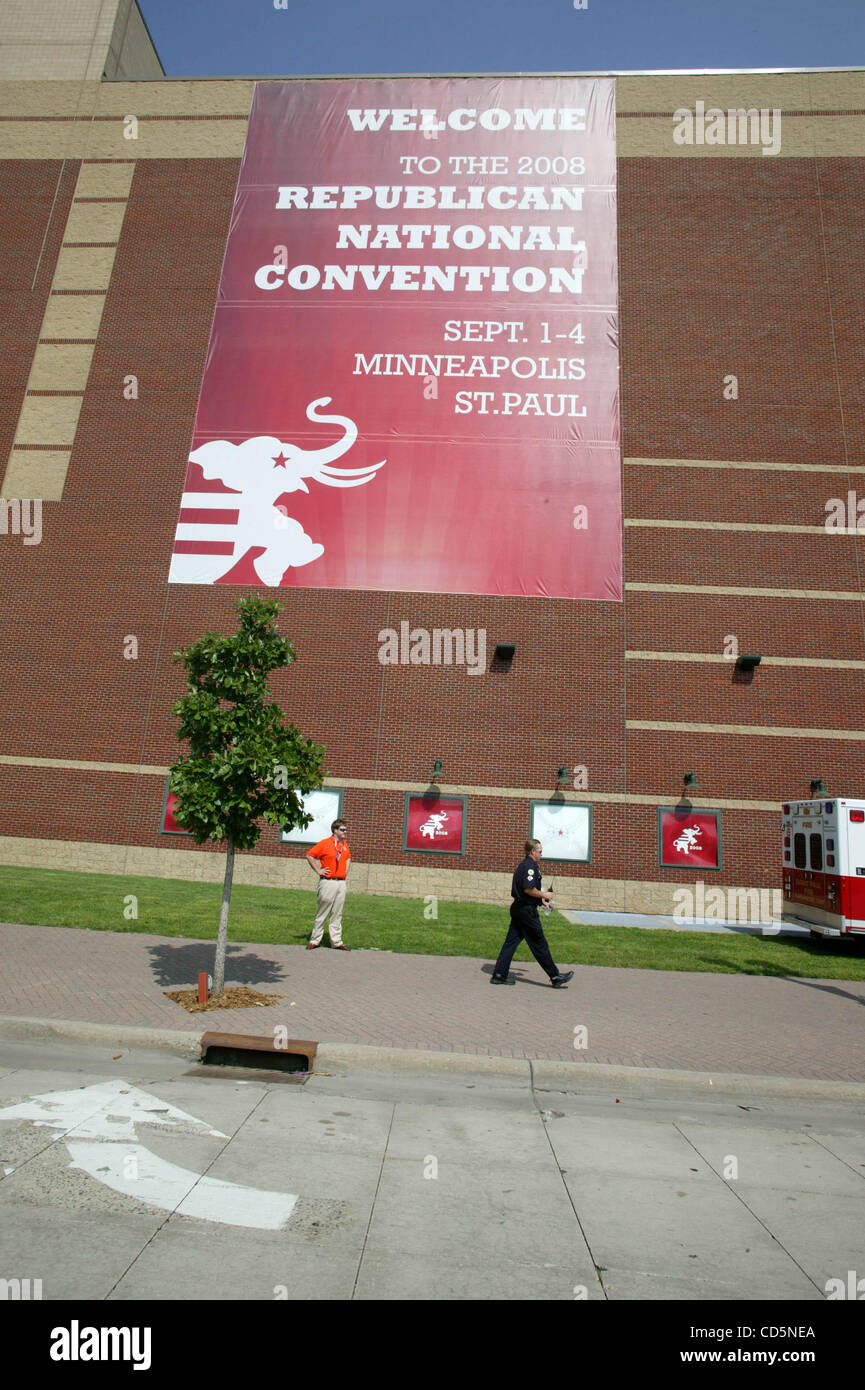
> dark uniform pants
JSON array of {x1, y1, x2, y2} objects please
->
[{"x1": 494, "y1": 903, "x2": 559, "y2": 980}]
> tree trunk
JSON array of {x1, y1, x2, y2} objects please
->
[{"x1": 213, "y1": 836, "x2": 235, "y2": 995}]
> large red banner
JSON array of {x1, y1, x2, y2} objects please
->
[{"x1": 169, "y1": 77, "x2": 621, "y2": 600}]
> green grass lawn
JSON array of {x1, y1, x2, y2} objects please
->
[{"x1": 2, "y1": 865, "x2": 865, "y2": 980}]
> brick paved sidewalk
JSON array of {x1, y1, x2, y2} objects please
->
[{"x1": 2, "y1": 921, "x2": 865, "y2": 1080}]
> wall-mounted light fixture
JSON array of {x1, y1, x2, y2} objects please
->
[
  {"x1": 683, "y1": 772, "x2": 698, "y2": 790},
  {"x1": 431, "y1": 759, "x2": 443, "y2": 783},
  {"x1": 736, "y1": 654, "x2": 761, "y2": 673},
  {"x1": 556, "y1": 765, "x2": 569, "y2": 789},
  {"x1": 494, "y1": 643, "x2": 515, "y2": 662},
  {"x1": 810, "y1": 778, "x2": 826, "y2": 797}
]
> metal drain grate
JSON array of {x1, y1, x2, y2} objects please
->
[{"x1": 199, "y1": 1031, "x2": 318, "y2": 1074}]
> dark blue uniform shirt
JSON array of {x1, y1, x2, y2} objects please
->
[{"x1": 511, "y1": 855, "x2": 542, "y2": 908}]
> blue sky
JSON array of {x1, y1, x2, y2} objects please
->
[{"x1": 138, "y1": 0, "x2": 865, "y2": 79}]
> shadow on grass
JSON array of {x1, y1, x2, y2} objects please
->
[
  {"x1": 688, "y1": 932, "x2": 865, "y2": 984},
  {"x1": 147, "y1": 940, "x2": 288, "y2": 988}
]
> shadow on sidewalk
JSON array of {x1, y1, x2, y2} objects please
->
[
  {"x1": 782, "y1": 976, "x2": 865, "y2": 1008},
  {"x1": 480, "y1": 964, "x2": 551, "y2": 988},
  {"x1": 146, "y1": 941, "x2": 287, "y2": 988}
]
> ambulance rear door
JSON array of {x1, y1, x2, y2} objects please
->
[
  {"x1": 842, "y1": 802, "x2": 865, "y2": 930},
  {"x1": 790, "y1": 805, "x2": 831, "y2": 918}
]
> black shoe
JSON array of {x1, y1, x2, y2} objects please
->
[
  {"x1": 490, "y1": 974, "x2": 515, "y2": 985},
  {"x1": 550, "y1": 971, "x2": 574, "y2": 988}
]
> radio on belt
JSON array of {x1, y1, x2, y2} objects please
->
[{"x1": 781, "y1": 796, "x2": 865, "y2": 937}]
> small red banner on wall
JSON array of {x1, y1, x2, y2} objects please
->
[
  {"x1": 404, "y1": 794, "x2": 466, "y2": 854},
  {"x1": 161, "y1": 785, "x2": 191, "y2": 836},
  {"x1": 658, "y1": 808, "x2": 721, "y2": 870}
]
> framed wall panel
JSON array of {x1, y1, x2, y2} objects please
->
[
  {"x1": 403, "y1": 793, "x2": 467, "y2": 854},
  {"x1": 658, "y1": 807, "x2": 722, "y2": 870},
  {"x1": 279, "y1": 788, "x2": 345, "y2": 846},
  {"x1": 529, "y1": 800, "x2": 592, "y2": 863},
  {"x1": 160, "y1": 781, "x2": 191, "y2": 836}
]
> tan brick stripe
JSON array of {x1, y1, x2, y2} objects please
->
[
  {"x1": 1, "y1": 117, "x2": 860, "y2": 158},
  {"x1": 625, "y1": 518, "x2": 834, "y2": 534},
  {"x1": 626, "y1": 651, "x2": 865, "y2": 670},
  {"x1": 617, "y1": 115, "x2": 865, "y2": 157},
  {"x1": 627, "y1": 721, "x2": 865, "y2": 740},
  {"x1": 625, "y1": 458, "x2": 865, "y2": 473},
  {"x1": 2, "y1": 73, "x2": 865, "y2": 157},
  {"x1": 613, "y1": 70, "x2": 865, "y2": 114},
  {"x1": 0, "y1": 109, "x2": 849, "y2": 121},
  {"x1": 8, "y1": 110, "x2": 861, "y2": 119},
  {"x1": 2, "y1": 160, "x2": 135, "y2": 500},
  {"x1": 0, "y1": 115, "x2": 248, "y2": 121},
  {"x1": 0, "y1": 754, "x2": 812, "y2": 812},
  {"x1": 627, "y1": 582, "x2": 865, "y2": 600},
  {"x1": 618, "y1": 109, "x2": 865, "y2": 117}
]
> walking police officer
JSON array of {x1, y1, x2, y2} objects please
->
[{"x1": 491, "y1": 838, "x2": 574, "y2": 987}]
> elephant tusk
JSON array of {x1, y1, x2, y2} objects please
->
[
  {"x1": 315, "y1": 474, "x2": 382, "y2": 489},
  {"x1": 317, "y1": 460, "x2": 386, "y2": 478}
]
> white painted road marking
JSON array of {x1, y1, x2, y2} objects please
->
[
  {"x1": 0, "y1": 1079, "x2": 299, "y2": 1230},
  {"x1": 0, "y1": 1079, "x2": 228, "y2": 1140}
]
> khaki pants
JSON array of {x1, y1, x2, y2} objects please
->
[{"x1": 309, "y1": 878, "x2": 347, "y2": 946}]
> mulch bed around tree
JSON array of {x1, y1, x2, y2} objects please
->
[{"x1": 165, "y1": 987, "x2": 283, "y2": 1013}]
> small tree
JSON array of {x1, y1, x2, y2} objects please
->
[{"x1": 169, "y1": 595, "x2": 325, "y2": 994}]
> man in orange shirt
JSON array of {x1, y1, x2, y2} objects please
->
[{"x1": 305, "y1": 817, "x2": 352, "y2": 950}]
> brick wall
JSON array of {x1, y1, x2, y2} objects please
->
[{"x1": 1, "y1": 93, "x2": 864, "y2": 907}]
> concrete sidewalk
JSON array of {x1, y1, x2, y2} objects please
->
[
  {"x1": 4, "y1": 1034, "x2": 865, "y2": 1301},
  {"x1": 2, "y1": 921, "x2": 865, "y2": 1084}
]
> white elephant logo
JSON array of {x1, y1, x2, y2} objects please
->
[
  {"x1": 169, "y1": 398, "x2": 385, "y2": 587},
  {"x1": 420, "y1": 812, "x2": 449, "y2": 840},
  {"x1": 673, "y1": 826, "x2": 702, "y2": 854}
]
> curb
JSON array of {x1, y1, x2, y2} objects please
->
[
  {"x1": 0, "y1": 1015, "x2": 203, "y2": 1059},
  {"x1": 316, "y1": 1043, "x2": 865, "y2": 1100},
  {"x1": 2, "y1": 1014, "x2": 865, "y2": 1100},
  {"x1": 530, "y1": 1060, "x2": 865, "y2": 1101},
  {"x1": 315, "y1": 1042, "x2": 528, "y2": 1077}
]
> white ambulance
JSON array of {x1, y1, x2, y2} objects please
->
[{"x1": 782, "y1": 797, "x2": 865, "y2": 936}]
